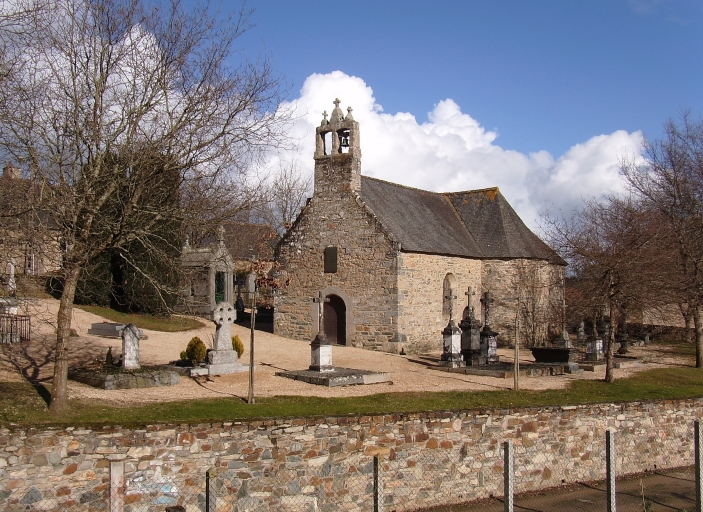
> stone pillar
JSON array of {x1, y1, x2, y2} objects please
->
[{"x1": 208, "y1": 266, "x2": 215, "y2": 310}]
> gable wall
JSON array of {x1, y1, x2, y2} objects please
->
[
  {"x1": 396, "y1": 253, "x2": 482, "y2": 353},
  {"x1": 274, "y1": 191, "x2": 398, "y2": 350}
]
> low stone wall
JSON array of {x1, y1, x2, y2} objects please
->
[{"x1": 0, "y1": 398, "x2": 700, "y2": 511}]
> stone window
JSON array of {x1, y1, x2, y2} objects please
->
[{"x1": 324, "y1": 246, "x2": 338, "y2": 273}]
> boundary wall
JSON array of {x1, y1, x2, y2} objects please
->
[{"x1": 0, "y1": 398, "x2": 700, "y2": 511}]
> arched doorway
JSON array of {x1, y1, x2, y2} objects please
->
[{"x1": 324, "y1": 295, "x2": 346, "y2": 345}]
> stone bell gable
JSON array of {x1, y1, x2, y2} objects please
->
[{"x1": 274, "y1": 98, "x2": 566, "y2": 354}]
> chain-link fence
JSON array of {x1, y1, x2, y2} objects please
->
[{"x1": 2, "y1": 421, "x2": 701, "y2": 512}]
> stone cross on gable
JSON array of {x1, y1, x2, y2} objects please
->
[
  {"x1": 313, "y1": 292, "x2": 330, "y2": 334},
  {"x1": 333, "y1": 98, "x2": 341, "y2": 109},
  {"x1": 445, "y1": 288, "x2": 457, "y2": 324}
]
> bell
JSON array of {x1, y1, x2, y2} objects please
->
[{"x1": 340, "y1": 136, "x2": 349, "y2": 147}]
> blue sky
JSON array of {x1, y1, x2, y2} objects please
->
[{"x1": 234, "y1": 0, "x2": 703, "y2": 226}]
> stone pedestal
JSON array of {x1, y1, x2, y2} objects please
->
[
  {"x1": 586, "y1": 338, "x2": 604, "y2": 361},
  {"x1": 439, "y1": 321, "x2": 463, "y2": 368},
  {"x1": 480, "y1": 326, "x2": 500, "y2": 364},
  {"x1": 460, "y1": 320, "x2": 483, "y2": 366},
  {"x1": 310, "y1": 333, "x2": 334, "y2": 372}
]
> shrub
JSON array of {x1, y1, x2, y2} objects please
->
[
  {"x1": 184, "y1": 336, "x2": 207, "y2": 365},
  {"x1": 232, "y1": 335, "x2": 245, "y2": 358}
]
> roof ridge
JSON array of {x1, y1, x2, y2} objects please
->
[{"x1": 362, "y1": 175, "x2": 503, "y2": 197}]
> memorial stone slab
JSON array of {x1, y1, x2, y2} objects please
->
[{"x1": 121, "y1": 323, "x2": 140, "y2": 370}]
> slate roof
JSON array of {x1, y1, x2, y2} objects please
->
[
  {"x1": 359, "y1": 176, "x2": 565, "y2": 265},
  {"x1": 201, "y1": 222, "x2": 278, "y2": 261}
]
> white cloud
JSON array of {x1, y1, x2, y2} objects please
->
[{"x1": 266, "y1": 71, "x2": 644, "y2": 229}]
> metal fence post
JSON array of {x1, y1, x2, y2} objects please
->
[
  {"x1": 374, "y1": 454, "x2": 384, "y2": 512},
  {"x1": 206, "y1": 467, "x2": 216, "y2": 512},
  {"x1": 110, "y1": 461, "x2": 124, "y2": 512},
  {"x1": 606, "y1": 429, "x2": 617, "y2": 512},
  {"x1": 696, "y1": 420, "x2": 703, "y2": 512},
  {"x1": 504, "y1": 440, "x2": 513, "y2": 512}
]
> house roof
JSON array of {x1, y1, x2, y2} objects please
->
[
  {"x1": 358, "y1": 176, "x2": 565, "y2": 264},
  {"x1": 201, "y1": 222, "x2": 277, "y2": 261}
]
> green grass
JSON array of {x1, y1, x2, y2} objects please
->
[
  {"x1": 2, "y1": 366, "x2": 703, "y2": 429},
  {"x1": 75, "y1": 305, "x2": 204, "y2": 332}
]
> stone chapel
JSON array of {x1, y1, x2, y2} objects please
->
[{"x1": 273, "y1": 99, "x2": 566, "y2": 354}]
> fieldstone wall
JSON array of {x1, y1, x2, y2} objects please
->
[
  {"x1": 0, "y1": 398, "x2": 699, "y2": 511},
  {"x1": 396, "y1": 253, "x2": 481, "y2": 353}
]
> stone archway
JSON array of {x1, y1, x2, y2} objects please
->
[{"x1": 324, "y1": 295, "x2": 346, "y2": 345}]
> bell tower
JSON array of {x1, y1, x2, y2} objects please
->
[{"x1": 314, "y1": 98, "x2": 361, "y2": 194}]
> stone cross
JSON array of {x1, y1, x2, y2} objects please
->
[
  {"x1": 445, "y1": 288, "x2": 457, "y2": 325},
  {"x1": 464, "y1": 286, "x2": 475, "y2": 321},
  {"x1": 121, "y1": 323, "x2": 140, "y2": 370},
  {"x1": 321, "y1": 110, "x2": 328, "y2": 125},
  {"x1": 313, "y1": 292, "x2": 330, "y2": 334},
  {"x1": 333, "y1": 98, "x2": 341, "y2": 109},
  {"x1": 212, "y1": 302, "x2": 236, "y2": 351},
  {"x1": 481, "y1": 291, "x2": 494, "y2": 328}
]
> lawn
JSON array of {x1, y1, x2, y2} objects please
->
[
  {"x1": 75, "y1": 305, "x2": 205, "y2": 332},
  {"x1": 2, "y1": 366, "x2": 702, "y2": 429}
]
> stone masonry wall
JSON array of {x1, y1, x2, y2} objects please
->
[
  {"x1": 481, "y1": 259, "x2": 565, "y2": 346},
  {"x1": 396, "y1": 253, "x2": 482, "y2": 354},
  {"x1": 0, "y1": 398, "x2": 700, "y2": 511},
  {"x1": 274, "y1": 189, "x2": 398, "y2": 351}
]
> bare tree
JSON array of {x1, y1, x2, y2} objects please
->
[
  {"x1": 253, "y1": 160, "x2": 312, "y2": 235},
  {"x1": 543, "y1": 196, "x2": 666, "y2": 382},
  {"x1": 622, "y1": 113, "x2": 703, "y2": 367},
  {"x1": 0, "y1": 0, "x2": 287, "y2": 413}
]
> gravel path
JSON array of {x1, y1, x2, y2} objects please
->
[{"x1": 0, "y1": 298, "x2": 686, "y2": 406}]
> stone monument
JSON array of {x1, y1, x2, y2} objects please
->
[
  {"x1": 460, "y1": 286, "x2": 484, "y2": 365},
  {"x1": 202, "y1": 302, "x2": 247, "y2": 376},
  {"x1": 310, "y1": 292, "x2": 334, "y2": 372},
  {"x1": 121, "y1": 323, "x2": 141, "y2": 370},
  {"x1": 6, "y1": 259, "x2": 16, "y2": 298},
  {"x1": 576, "y1": 321, "x2": 587, "y2": 342},
  {"x1": 439, "y1": 288, "x2": 463, "y2": 367},
  {"x1": 479, "y1": 291, "x2": 500, "y2": 364}
]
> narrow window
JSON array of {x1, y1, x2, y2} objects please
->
[{"x1": 324, "y1": 246, "x2": 338, "y2": 273}]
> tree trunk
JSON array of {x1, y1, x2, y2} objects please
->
[
  {"x1": 48, "y1": 264, "x2": 81, "y2": 414},
  {"x1": 693, "y1": 304, "x2": 703, "y2": 368},
  {"x1": 604, "y1": 303, "x2": 617, "y2": 383},
  {"x1": 679, "y1": 303, "x2": 693, "y2": 344}
]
